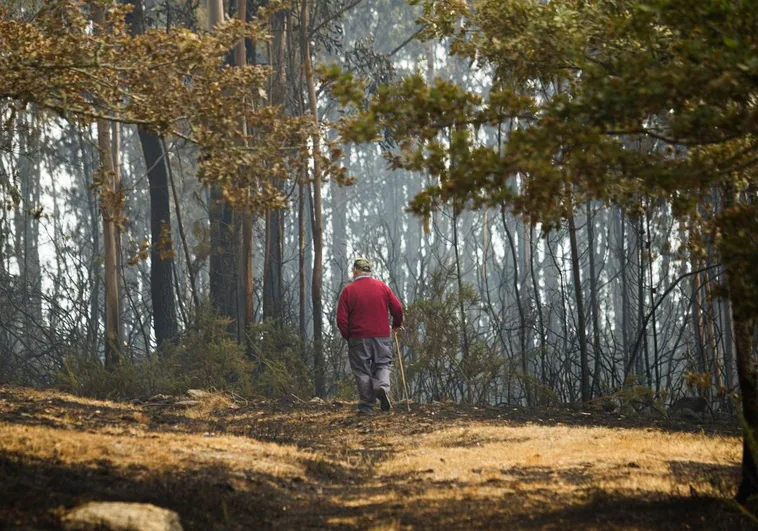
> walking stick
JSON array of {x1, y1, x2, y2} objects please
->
[{"x1": 394, "y1": 330, "x2": 410, "y2": 412}]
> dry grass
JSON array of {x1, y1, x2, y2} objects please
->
[
  {"x1": 183, "y1": 391, "x2": 238, "y2": 420},
  {"x1": 0, "y1": 421, "x2": 308, "y2": 479},
  {"x1": 0, "y1": 386, "x2": 751, "y2": 530},
  {"x1": 380, "y1": 424, "x2": 740, "y2": 493}
]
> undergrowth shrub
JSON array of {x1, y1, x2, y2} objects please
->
[
  {"x1": 404, "y1": 267, "x2": 503, "y2": 404},
  {"x1": 56, "y1": 308, "x2": 252, "y2": 400},
  {"x1": 247, "y1": 320, "x2": 312, "y2": 399}
]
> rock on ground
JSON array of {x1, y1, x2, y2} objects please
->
[{"x1": 61, "y1": 502, "x2": 182, "y2": 531}]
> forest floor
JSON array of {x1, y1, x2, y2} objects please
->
[{"x1": 0, "y1": 385, "x2": 754, "y2": 530}]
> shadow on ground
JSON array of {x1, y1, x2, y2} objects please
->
[
  {"x1": 0, "y1": 386, "x2": 751, "y2": 530},
  {"x1": 0, "y1": 449, "x2": 751, "y2": 530}
]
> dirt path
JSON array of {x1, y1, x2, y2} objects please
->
[{"x1": 0, "y1": 386, "x2": 752, "y2": 530}]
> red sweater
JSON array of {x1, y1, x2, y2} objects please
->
[{"x1": 336, "y1": 276, "x2": 403, "y2": 339}]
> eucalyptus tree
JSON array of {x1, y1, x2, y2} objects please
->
[{"x1": 125, "y1": 0, "x2": 178, "y2": 350}]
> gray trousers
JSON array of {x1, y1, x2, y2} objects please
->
[{"x1": 348, "y1": 337, "x2": 393, "y2": 413}]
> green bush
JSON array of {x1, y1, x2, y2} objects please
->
[
  {"x1": 56, "y1": 307, "x2": 253, "y2": 400},
  {"x1": 247, "y1": 320, "x2": 312, "y2": 399}
]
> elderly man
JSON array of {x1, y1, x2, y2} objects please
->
[{"x1": 337, "y1": 258, "x2": 404, "y2": 415}]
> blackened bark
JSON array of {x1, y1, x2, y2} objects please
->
[
  {"x1": 568, "y1": 210, "x2": 590, "y2": 403},
  {"x1": 262, "y1": 9, "x2": 286, "y2": 324},
  {"x1": 734, "y1": 315, "x2": 758, "y2": 505},
  {"x1": 207, "y1": 0, "x2": 238, "y2": 333},
  {"x1": 138, "y1": 128, "x2": 178, "y2": 348},
  {"x1": 586, "y1": 202, "x2": 602, "y2": 397},
  {"x1": 126, "y1": 0, "x2": 178, "y2": 349}
]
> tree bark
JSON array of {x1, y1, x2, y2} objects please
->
[
  {"x1": 502, "y1": 207, "x2": 529, "y2": 406},
  {"x1": 301, "y1": 0, "x2": 325, "y2": 396},
  {"x1": 206, "y1": 0, "x2": 239, "y2": 333},
  {"x1": 77, "y1": 131, "x2": 101, "y2": 360},
  {"x1": 125, "y1": 0, "x2": 179, "y2": 350},
  {"x1": 586, "y1": 202, "x2": 602, "y2": 397},
  {"x1": 453, "y1": 205, "x2": 472, "y2": 402},
  {"x1": 529, "y1": 224, "x2": 548, "y2": 395},
  {"x1": 93, "y1": 5, "x2": 121, "y2": 368},
  {"x1": 235, "y1": 0, "x2": 255, "y2": 341},
  {"x1": 734, "y1": 314, "x2": 758, "y2": 505},
  {"x1": 263, "y1": 9, "x2": 286, "y2": 324},
  {"x1": 715, "y1": 196, "x2": 758, "y2": 505},
  {"x1": 568, "y1": 209, "x2": 590, "y2": 403},
  {"x1": 13, "y1": 110, "x2": 42, "y2": 351},
  {"x1": 138, "y1": 129, "x2": 178, "y2": 348}
]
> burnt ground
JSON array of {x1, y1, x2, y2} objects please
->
[{"x1": 0, "y1": 385, "x2": 754, "y2": 530}]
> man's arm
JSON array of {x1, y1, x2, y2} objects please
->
[
  {"x1": 336, "y1": 288, "x2": 350, "y2": 339},
  {"x1": 386, "y1": 285, "x2": 403, "y2": 329}
]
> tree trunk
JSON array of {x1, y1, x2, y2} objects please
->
[
  {"x1": 722, "y1": 293, "x2": 736, "y2": 392},
  {"x1": 734, "y1": 314, "x2": 758, "y2": 505},
  {"x1": 236, "y1": 0, "x2": 255, "y2": 341},
  {"x1": 13, "y1": 110, "x2": 42, "y2": 351},
  {"x1": 529, "y1": 224, "x2": 548, "y2": 395},
  {"x1": 299, "y1": 176, "x2": 307, "y2": 343},
  {"x1": 645, "y1": 202, "x2": 661, "y2": 392},
  {"x1": 502, "y1": 207, "x2": 529, "y2": 405},
  {"x1": 301, "y1": 0, "x2": 325, "y2": 397},
  {"x1": 138, "y1": 129, "x2": 178, "y2": 348},
  {"x1": 263, "y1": 9, "x2": 286, "y2": 324},
  {"x1": 453, "y1": 205, "x2": 472, "y2": 402},
  {"x1": 691, "y1": 257, "x2": 708, "y2": 375},
  {"x1": 618, "y1": 208, "x2": 630, "y2": 383},
  {"x1": 125, "y1": 0, "x2": 178, "y2": 350},
  {"x1": 586, "y1": 202, "x2": 602, "y2": 397},
  {"x1": 77, "y1": 131, "x2": 101, "y2": 360},
  {"x1": 331, "y1": 148, "x2": 349, "y2": 292},
  {"x1": 93, "y1": 6, "x2": 121, "y2": 368},
  {"x1": 568, "y1": 210, "x2": 590, "y2": 403},
  {"x1": 98, "y1": 120, "x2": 120, "y2": 367},
  {"x1": 636, "y1": 217, "x2": 649, "y2": 383},
  {"x1": 715, "y1": 196, "x2": 758, "y2": 505},
  {"x1": 207, "y1": 0, "x2": 238, "y2": 334}
]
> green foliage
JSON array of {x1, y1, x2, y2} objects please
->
[
  {"x1": 1, "y1": 0, "x2": 312, "y2": 213},
  {"x1": 336, "y1": 0, "x2": 756, "y2": 229},
  {"x1": 56, "y1": 307, "x2": 253, "y2": 399},
  {"x1": 160, "y1": 311, "x2": 254, "y2": 396},
  {"x1": 333, "y1": 376, "x2": 359, "y2": 402},
  {"x1": 247, "y1": 320, "x2": 312, "y2": 400},
  {"x1": 56, "y1": 354, "x2": 164, "y2": 400}
]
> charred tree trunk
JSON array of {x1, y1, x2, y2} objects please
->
[
  {"x1": 568, "y1": 209, "x2": 590, "y2": 403},
  {"x1": 502, "y1": 207, "x2": 529, "y2": 405},
  {"x1": 586, "y1": 202, "x2": 602, "y2": 397},
  {"x1": 137, "y1": 130, "x2": 178, "y2": 348},
  {"x1": 715, "y1": 198, "x2": 758, "y2": 506},
  {"x1": 126, "y1": 0, "x2": 178, "y2": 348},
  {"x1": 13, "y1": 111, "x2": 42, "y2": 351},
  {"x1": 207, "y1": 0, "x2": 238, "y2": 334},
  {"x1": 263, "y1": 9, "x2": 286, "y2": 324}
]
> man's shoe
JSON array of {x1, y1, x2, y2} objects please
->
[{"x1": 376, "y1": 388, "x2": 391, "y2": 412}]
